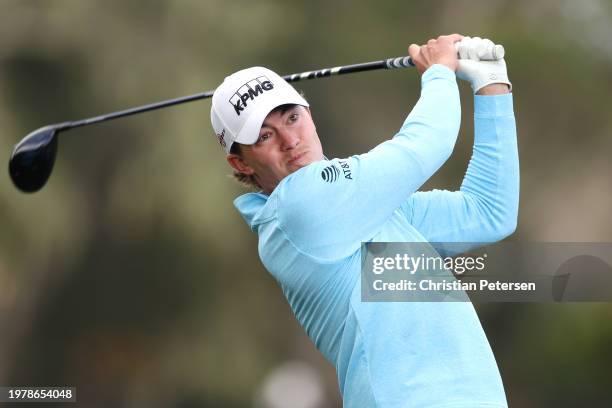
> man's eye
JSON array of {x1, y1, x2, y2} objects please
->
[
  {"x1": 289, "y1": 113, "x2": 299, "y2": 122},
  {"x1": 259, "y1": 133, "x2": 271, "y2": 142}
]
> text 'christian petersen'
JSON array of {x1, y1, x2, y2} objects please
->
[{"x1": 371, "y1": 279, "x2": 536, "y2": 292}]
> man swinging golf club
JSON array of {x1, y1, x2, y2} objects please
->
[{"x1": 211, "y1": 34, "x2": 517, "y2": 407}]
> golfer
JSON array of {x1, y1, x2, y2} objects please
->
[{"x1": 211, "y1": 34, "x2": 517, "y2": 407}]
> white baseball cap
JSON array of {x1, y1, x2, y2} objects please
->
[{"x1": 211, "y1": 66, "x2": 309, "y2": 154}]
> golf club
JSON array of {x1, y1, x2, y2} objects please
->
[{"x1": 8, "y1": 44, "x2": 504, "y2": 193}]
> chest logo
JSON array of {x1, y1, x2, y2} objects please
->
[
  {"x1": 338, "y1": 160, "x2": 352, "y2": 180},
  {"x1": 321, "y1": 165, "x2": 340, "y2": 182}
]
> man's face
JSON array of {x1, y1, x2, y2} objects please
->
[{"x1": 227, "y1": 105, "x2": 324, "y2": 193}]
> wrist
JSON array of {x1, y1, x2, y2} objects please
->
[
  {"x1": 476, "y1": 83, "x2": 510, "y2": 95},
  {"x1": 422, "y1": 64, "x2": 457, "y2": 83},
  {"x1": 475, "y1": 92, "x2": 514, "y2": 117}
]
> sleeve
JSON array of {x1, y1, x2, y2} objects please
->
[
  {"x1": 276, "y1": 64, "x2": 462, "y2": 260},
  {"x1": 400, "y1": 92, "x2": 519, "y2": 245}
]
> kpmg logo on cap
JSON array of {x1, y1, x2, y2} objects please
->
[{"x1": 229, "y1": 76, "x2": 274, "y2": 116}]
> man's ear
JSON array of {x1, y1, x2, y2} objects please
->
[{"x1": 227, "y1": 154, "x2": 255, "y2": 175}]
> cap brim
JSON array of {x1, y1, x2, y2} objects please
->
[{"x1": 234, "y1": 95, "x2": 309, "y2": 147}]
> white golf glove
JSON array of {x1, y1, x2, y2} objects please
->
[{"x1": 456, "y1": 37, "x2": 512, "y2": 94}]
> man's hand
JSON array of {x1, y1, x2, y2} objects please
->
[
  {"x1": 408, "y1": 34, "x2": 464, "y2": 74},
  {"x1": 456, "y1": 37, "x2": 512, "y2": 94}
]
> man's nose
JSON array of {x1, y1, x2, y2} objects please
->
[{"x1": 278, "y1": 127, "x2": 300, "y2": 150}]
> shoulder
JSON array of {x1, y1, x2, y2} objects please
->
[
  {"x1": 271, "y1": 158, "x2": 357, "y2": 240},
  {"x1": 275, "y1": 158, "x2": 356, "y2": 209}
]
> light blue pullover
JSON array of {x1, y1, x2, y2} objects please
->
[{"x1": 234, "y1": 64, "x2": 518, "y2": 407}]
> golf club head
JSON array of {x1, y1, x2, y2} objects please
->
[{"x1": 9, "y1": 125, "x2": 59, "y2": 193}]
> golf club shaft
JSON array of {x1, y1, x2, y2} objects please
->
[{"x1": 57, "y1": 56, "x2": 415, "y2": 131}]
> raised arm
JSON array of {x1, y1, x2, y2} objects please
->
[
  {"x1": 279, "y1": 35, "x2": 466, "y2": 258},
  {"x1": 402, "y1": 83, "x2": 518, "y2": 243}
]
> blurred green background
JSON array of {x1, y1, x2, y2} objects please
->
[{"x1": 1, "y1": 0, "x2": 612, "y2": 406}]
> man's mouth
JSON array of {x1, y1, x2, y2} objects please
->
[{"x1": 288, "y1": 151, "x2": 308, "y2": 165}]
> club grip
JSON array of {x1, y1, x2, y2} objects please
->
[
  {"x1": 385, "y1": 56, "x2": 415, "y2": 68},
  {"x1": 386, "y1": 42, "x2": 504, "y2": 70},
  {"x1": 455, "y1": 42, "x2": 505, "y2": 61}
]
